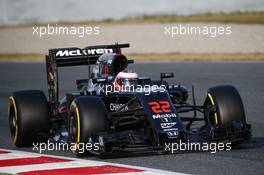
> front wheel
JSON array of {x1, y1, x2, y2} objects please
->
[
  {"x1": 204, "y1": 85, "x2": 246, "y2": 127},
  {"x1": 203, "y1": 85, "x2": 251, "y2": 146},
  {"x1": 68, "y1": 96, "x2": 107, "y2": 157}
]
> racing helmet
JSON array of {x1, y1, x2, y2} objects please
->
[
  {"x1": 114, "y1": 71, "x2": 138, "y2": 90},
  {"x1": 92, "y1": 53, "x2": 128, "y2": 78}
]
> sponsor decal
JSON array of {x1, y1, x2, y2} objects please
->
[
  {"x1": 55, "y1": 48, "x2": 113, "y2": 57},
  {"x1": 152, "y1": 113, "x2": 177, "y2": 119},
  {"x1": 166, "y1": 131, "x2": 179, "y2": 137},
  {"x1": 160, "y1": 122, "x2": 176, "y2": 129},
  {"x1": 164, "y1": 128, "x2": 179, "y2": 132},
  {"x1": 109, "y1": 103, "x2": 128, "y2": 111},
  {"x1": 161, "y1": 117, "x2": 172, "y2": 122}
]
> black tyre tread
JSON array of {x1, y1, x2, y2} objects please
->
[
  {"x1": 9, "y1": 90, "x2": 49, "y2": 147},
  {"x1": 69, "y1": 96, "x2": 107, "y2": 157},
  {"x1": 206, "y1": 85, "x2": 246, "y2": 127}
]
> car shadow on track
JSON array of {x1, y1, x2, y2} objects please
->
[
  {"x1": 233, "y1": 137, "x2": 264, "y2": 150},
  {"x1": 98, "y1": 137, "x2": 264, "y2": 159}
]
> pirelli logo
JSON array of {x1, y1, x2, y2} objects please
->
[{"x1": 55, "y1": 48, "x2": 114, "y2": 57}]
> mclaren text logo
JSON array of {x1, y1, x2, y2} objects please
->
[
  {"x1": 152, "y1": 113, "x2": 177, "y2": 119},
  {"x1": 55, "y1": 48, "x2": 114, "y2": 57},
  {"x1": 160, "y1": 122, "x2": 176, "y2": 129}
]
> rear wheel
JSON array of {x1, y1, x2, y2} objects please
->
[
  {"x1": 68, "y1": 96, "x2": 107, "y2": 157},
  {"x1": 8, "y1": 90, "x2": 49, "y2": 147}
]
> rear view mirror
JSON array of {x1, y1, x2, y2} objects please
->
[
  {"x1": 160, "y1": 72, "x2": 174, "y2": 83},
  {"x1": 93, "y1": 77, "x2": 108, "y2": 83}
]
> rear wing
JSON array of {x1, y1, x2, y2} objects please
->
[
  {"x1": 47, "y1": 43, "x2": 130, "y2": 67},
  {"x1": 46, "y1": 43, "x2": 130, "y2": 116}
]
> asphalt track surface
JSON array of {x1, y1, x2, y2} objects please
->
[{"x1": 0, "y1": 62, "x2": 263, "y2": 175}]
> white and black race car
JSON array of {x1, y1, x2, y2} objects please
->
[{"x1": 8, "y1": 43, "x2": 251, "y2": 157}]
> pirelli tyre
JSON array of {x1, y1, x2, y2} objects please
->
[
  {"x1": 68, "y1": 96, "x2": 107, "y2": 157},
  {"x1": 8, "y1": 90, "x2": 49, "y2": 147},
  {"x1": 204, "y1": 85, "x2": 246, "y2": 127},
  {"x1": 203, "y1": 85, "x2": 251, "y2": 146}
]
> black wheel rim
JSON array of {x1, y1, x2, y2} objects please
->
[
  {"x1": 69, "y1": 112, "x2": 78, "y2": 143},
  {"x1": 9, "y1": 107, "x2": 17, "y2": 140},
  {"x1": 204, "y1": 98, "x2": 217, "y2": 126}
]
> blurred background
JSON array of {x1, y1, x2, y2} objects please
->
[
  {"x1": 1, "y1": 2, "x2": 264, "y2": 175},
  {"x1": 0, "y1": 0, "x2": 264, "y2": 61},
  {"x1": 1, "y1": 0, "x2": 264, "y2": 24}
]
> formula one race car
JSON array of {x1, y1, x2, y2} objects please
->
[{"x1": 8, "y1": 43, "x2": 251, "y2": 157}]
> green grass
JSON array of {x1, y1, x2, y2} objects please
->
[
  {"x1": 0, "y1": 54, "x2": 43, "y2": 61},
  {"x1": 134, "y1": 11, "x2": 264, "y2": 24},
  {"x1": 1, "y1": 11, "x2": 264, "y2": 28},
  {"x1": 38, "y1": 11, "x2": 264, "y2": 25}
]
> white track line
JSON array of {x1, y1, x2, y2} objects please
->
[
  {"x1": 0, "y1": 148, "x2": 189, "y2": 175},
  {"x1": 0, "y1": 161, "x2": 103, "y2": 174},
  {"x1": 0, "y1": 152, "x2": 39, "y2": 160}
]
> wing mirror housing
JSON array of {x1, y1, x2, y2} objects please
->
[
  {"x1": 93, "y1": 77, "x2": 108, "y2": 83},
  {"x1": 160, "y1": 72, "x2": 174, "y2": 80},
  {"x1": 160, "y1": 72, "x2": 174, "y2": 84}
]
